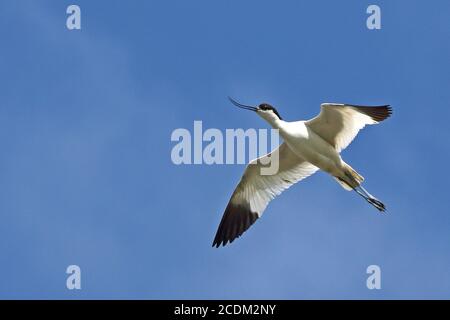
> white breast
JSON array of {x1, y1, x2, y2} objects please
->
[{"x1": 279, "y1": 121, "x2": 342, "y2": 175}]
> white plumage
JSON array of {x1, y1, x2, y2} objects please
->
[{"x1": 213, "y1": 99, "x2": 391, "y2": 247}]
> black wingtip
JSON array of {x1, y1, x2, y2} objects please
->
[
  {"x1": 347, "y1": 104, "x2": 392, "y2": 122},
  {"x1": 212, "y1": 203, "x2": 259, "y2": 248}
]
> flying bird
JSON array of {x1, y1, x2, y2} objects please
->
[{"x1": 212, "y1": 97, "x2": 392, "y2": 248}]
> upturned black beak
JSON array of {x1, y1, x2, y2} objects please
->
[{"x1": 228, "y1": 97, "x2": 258, "y2": 112}]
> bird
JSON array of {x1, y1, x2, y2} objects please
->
[{"x1": 212, "y1": 97, "x2": 392, "y2": 248}]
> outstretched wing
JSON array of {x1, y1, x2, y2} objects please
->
[
  {"x1": 212, "y1": 143, "x2": 318, "y2": 247},
  {"x1": 305, "y1": 103, "x2": 392, "y2": 152}
]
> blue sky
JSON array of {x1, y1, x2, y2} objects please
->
[{"x1": 0, "y1": 0, "x2": 449, "y2": 299}]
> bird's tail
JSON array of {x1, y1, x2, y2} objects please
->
[
  {"x1": 334, "y1": 163, "x2": 364, "y2": 191},
  {"x1": 345, "y1": 163, "x2": 364, "y2": 185}
]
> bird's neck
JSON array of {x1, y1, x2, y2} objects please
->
[{"x1": 264, "y1": 117, "x2": 285, "y2": 130}]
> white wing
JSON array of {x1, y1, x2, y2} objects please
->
[
  {"x1": 305, "y1": 103, "x2": 392, "y2": 152},
  {"x1": 212, "y1": 143, "x2": 318, "y2": 247}
]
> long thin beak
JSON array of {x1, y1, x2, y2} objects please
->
[{"x1": 228, "y1": 97, "x2": 258, "y2": 112}]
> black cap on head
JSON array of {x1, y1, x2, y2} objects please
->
[{"x1": 258, "y1": 103, "x2": 282, "y2": 120}]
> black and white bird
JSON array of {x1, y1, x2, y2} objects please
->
[{"x1": 212, "y1": 97, "x2": 392, "y2": 248}]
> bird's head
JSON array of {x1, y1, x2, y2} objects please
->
[{"x1": 228, "y1": 97, "x2": 283, "y2": 125}]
